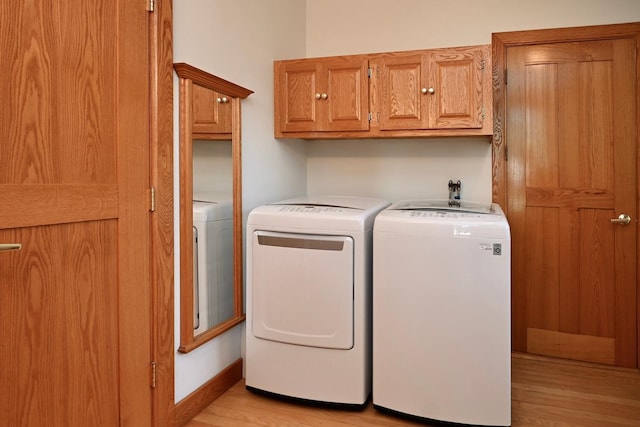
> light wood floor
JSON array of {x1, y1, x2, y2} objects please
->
[{"x1": 185, "y1": 354, "x2": 640, "y2": 426}]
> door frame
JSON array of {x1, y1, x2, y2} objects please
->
[
  {"x1": 491, "y1": 22, "x2": 640, "y2": 368},
  {"x1": 149, "y1": 0, "x2": 176, "y2": 425}
]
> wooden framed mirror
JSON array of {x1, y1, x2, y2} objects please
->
[{"x1": 174, "y1": 63, "x2": 253, "y2": 353}]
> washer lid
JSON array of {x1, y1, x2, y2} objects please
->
[
  {"x1": 193, "y1": 200, "x2": 233, "y2": 221},
  {"x1": 389, "y1": 199, "x2": 495, "y2": 215}
]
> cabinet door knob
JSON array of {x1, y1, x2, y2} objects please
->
[
  {"x1": 321, "y1": 93, "x2": 328, "y2": 100},
  {"x1": 421, "y1": 87, "x2": 435, "y2": 94},
  {"x1": 315, "y1": 93, "x2": 321, "y2": 99}
]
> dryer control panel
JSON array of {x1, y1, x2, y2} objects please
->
[{"x1": 277, "y1": 205, "x2": 348, "y2": 214}]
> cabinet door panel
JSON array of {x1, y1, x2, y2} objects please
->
[
  {"x1": 277, "y1": 61, "x2": 321, "y2": 132},
  {"x1": 192, "y1": 85, "x2": 232, "y2": 137},
  {"x1": 324, "y1": 58, "x2": 370, "y2": 131},
  {"x1": 379, "y1": 55, "x2": 427, "y2": 130},
  {"x1": 429, "y1": 48, "x2": 483, "y2": 129}
]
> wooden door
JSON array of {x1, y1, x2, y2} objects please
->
[
  {"x1": 507, "y1": 39, "x2": 637, "y2": 367},
  {"x1": 0, "y1": 1, "x2": 153, "y2": 425},
  {"x1": 379, "y1": 54, "x2": 428, "y2": 130},
  {"x1": 428, "y1": 47, "x2": 484, "y2": 129},
  {"x1": 192, "y1": 84, "x2": 232, "y2": 139}
]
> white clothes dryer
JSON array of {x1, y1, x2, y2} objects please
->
[
  {"x1": 192, "y1": 193, "x2": 233, "y2": 334},
  {"x1": 246, "y1": 195, "x2": 390, "y2": 407},
  {"x1": 373, "y1": 200, "x2": 511, "y2": 426}
]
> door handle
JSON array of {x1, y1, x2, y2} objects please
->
[
  {"x1": 0, "y1": 243, "x2": 22, "y2": 252},
  {"x1": 610, "y1": 214, "x2": 631, "y2": 225}
]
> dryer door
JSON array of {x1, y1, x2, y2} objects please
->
[{"x1": 252, "y1": 231, "x2": 354, "y2": 349}]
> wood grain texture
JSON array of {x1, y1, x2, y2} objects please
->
[
  {"x1": 559, "y1": 208, "x2": 580, "y2": 334},
  {"x1": 429, "y1": 47, "x2": 483, "y2": 129},
  {"x1": 525, "y1": 207, "x2": 560, "y2": 331},
  {"x1": 275, "y1": 44, "x2": 492, "y2": 139},
  {"x1": 0, "y1": 2, "x2": 116, "y2": 186},
  {"x1": 277, "y1": 59, "x2": 322, "y2": 132},
  {"x1": 0, "y1": 184, "x2": 118, "y2": 229},
  {"x1": 272, "y1": 127, "x2": 493, "y2": 139},
  {"x1": 232, "y1": 99, "x2": 244, "y2": 320},
  {"x1": 178, "y1": 77, "x2": 196, "y2": 352},
  {"x1": 495, "y1": 24, "x2": 639, "y2": 368},
  {"x1": 326, "y1": 58, "x2": 369, "y2": 130},
  {"x1": 527, "y1": 328, "x2": 615, "y2": 365},
  {"x1": 611, "y1": 37, "x2": 638, "y2": 368},
  {"x1": 491, "y1": 35, "x2": 508, "y2": 211},
  {"x1": 175, "y1": 359, "x2": 243, "y2": 426},
  {"x1": 174, "y1": 63, "x2": 253, "y2": 99},
  {"x1": 1, "y1": 0, "x2": 153, "y2": 425},
  {"x1": 511, "y1": 353, "x2": 640, "y2": 426},
  {"x1": 276, "y1": 56, "x2": 370, "y2": 133},
  {"x1": 579, "y1": 210, "x2": 615, "y2": 338},
  {"x1": 176, "y1": 65, "x2": 251, "y2": 354},
  {"x1": 149, "y1": 0, "x2": 176, "y2": 424},
  {"x1": 378, "y1": 54, "x2": 425, "y2": 130},
  {"x1": 184, "y1": 355, "x2": 640, "y2": 427},
  {"x1": 115, "y1": 1, "x2": 153, "y2": 423},
  {"x1": 0, "y1": 223, "x2": 119, "y2": 426},
  {"x1": 525, "y1": 63, "x2": 558, "y2": 188},
  {"x1": 192, "y1": 85, "x2": 232, "y2": 138},
  {"x1": 525, "y1": 187, "x2": 614, "y2": 209}
]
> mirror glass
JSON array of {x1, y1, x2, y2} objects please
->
[
  {"x1": 192, "y1": 134, "x2": 233, "y2": 334},
  {"x1": 174, "y1": 63, "x2": 253, "y2": 353}
]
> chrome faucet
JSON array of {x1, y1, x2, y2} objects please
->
[{"x1": 448, "y1": 180, "x2": 461, "y2": 207}]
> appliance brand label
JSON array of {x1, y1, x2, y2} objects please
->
[{"x1": 479, "y1": 243, "x2": 502, "y2": 255}]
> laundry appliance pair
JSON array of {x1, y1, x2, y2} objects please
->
[{"x1": 245, "y1": 195, "x2": 511, "y2": 427}]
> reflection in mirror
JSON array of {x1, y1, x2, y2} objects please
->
[
  {"x1": 174, "y1": 63, "x2": 253, "y2": 353},
  {"x1": 192, "y1": 139, "x2": 233, "y2": 335}
]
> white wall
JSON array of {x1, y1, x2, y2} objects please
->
[
  {"x1": 193, "y1": 140, "x2": 232, "y2": 196},
  {"x1": 307, "y1": 138, "x2": 492, "y2": 202},
  {"x1": 173, "y1": 0, "x2": 307, "y2": 402},
  {"x1": 306, "y1": 0, "x2": 640, "y2": 56},
  {"x1": 305, "y1": 0, "x2": 640, "y2": 204}
]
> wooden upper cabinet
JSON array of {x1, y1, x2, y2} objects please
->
[
  {"x1": 275, "y1": 56, "x2": 370, "y2": 134},
  {"x1": 192, "y1": 84, "x2": 232, "y2": 140},
  {"x1": 378, "y1": 45, "x2": 485, "y2": 131},
  {"x1": 274, "y1": 44, "x2": 492, "y2": 139}
]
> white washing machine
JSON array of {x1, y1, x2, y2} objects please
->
[
  {"x1": 373, "y1": 200, "x2": 511, "y2": 426},
  {"x1": 246, "y1": 195, "x2": 390, "y2": 407},
  {"x1": 192, "y1": 193, "x2": 233, "y2": 335}
]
